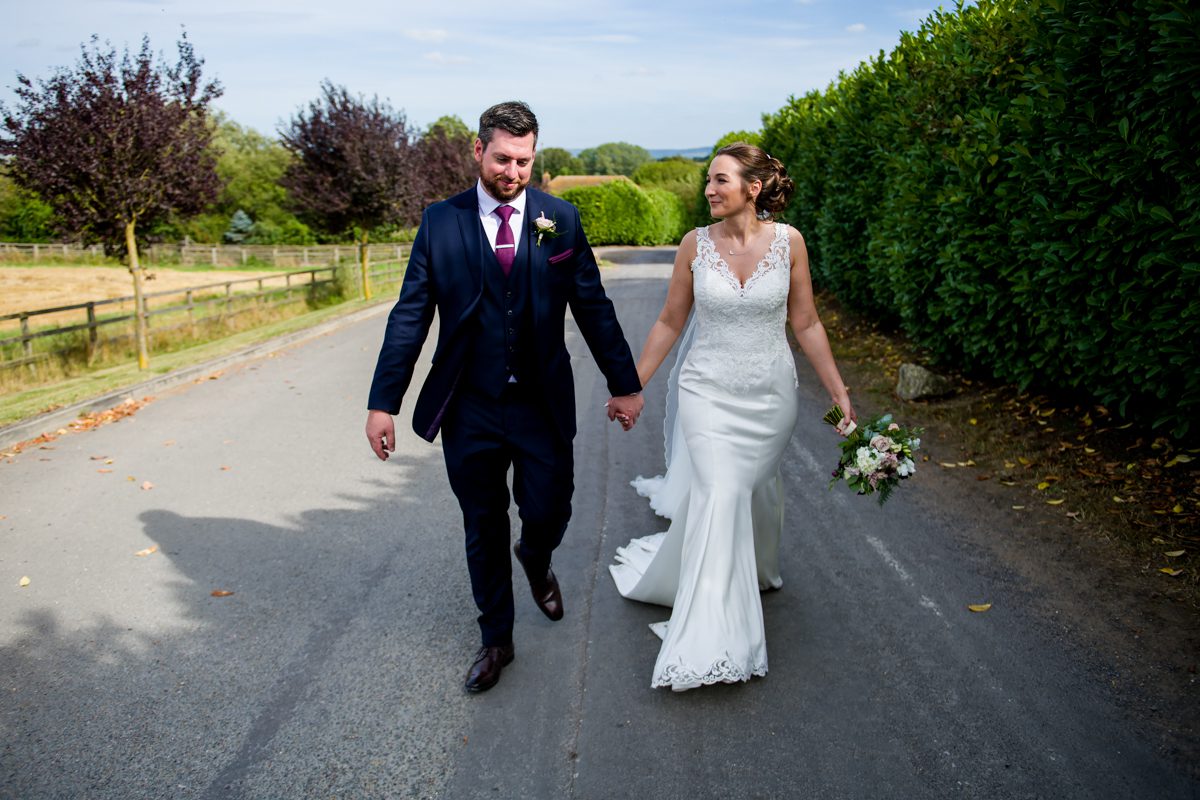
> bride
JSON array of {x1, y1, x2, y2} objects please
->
[{"x1": 609, "y1": 143, "x2": 856, "y2": 691}]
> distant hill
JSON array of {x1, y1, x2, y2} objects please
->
[{"x1": 565, "y1": 146, "x2": 710, "y2": 161}]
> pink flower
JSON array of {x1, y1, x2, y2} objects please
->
[
  {"x1": 870, "y1": 435, "x2": 893, "y2": 452},
  {"x1": 887, "y1": 423, "x2": 900, "y2": 431}
]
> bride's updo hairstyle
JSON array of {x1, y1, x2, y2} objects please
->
[{"x1": 714, "y1": 142, "x2": 795, "y2": 217}]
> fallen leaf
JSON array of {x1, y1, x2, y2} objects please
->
[
  {"x1": 1117, "y1": 422, "x2": 1133, "y2": 430},
  {"x1": 134, "y1": 545, "x2": 158, "y2": 557},
  {"x1": 1153, "y1": 536, "x2": 1168, "y2": 544},
  {"x1": 97, "y1": 469, "x2": 113, "y2": 474},
  {"x1": 89, "y1": 455, "x2": 107, "y2": 461},
  {"x1": 19, "y1": 576, "x2": 31, "y2": 587},
  {"x1": 999, "y1": 480, "x2": 1017, "y2": 486},
  {"x1": 1163, "y1": 550, "x2": 1185, "y2": 558},
  {"x1": 126, "y1": 476, "x2": 136, "y2": 482},
  {"x1": 220, "y1": 465, "x2": 231, "y2": 471},
  {"x1": 163, "y1": 439, "x2": 176, "y2": 446},
  {"x1": 1173, "y1": 504, "x2": 1184, "y2": 514},
  {"x1": 1159, "y1": 568, "x2": 1184, "y2": 577},
  {"x1": 1084, "y1": 447, "x2": 1097, "y2": 455},
  {"x1": 940, "y1": 462, "x2": 957, "y2": 468},
  {"x1": 1011, "y1": 505, "x2": 1026, "y2": 510},
  {"x1": 1004, "y1": 461, "x2": 1016, "y2": 469},
  {"x1": 1037, "y1": 482, "x2": 1051, "y2": 490},
  {"x1": 968, "y1": 603, "x2": 992, "y2": 612},
  {"x1": 141, "y1": 481, "x2": 154, "y2": 491},
  {"x1": 1066, "y1": 511, "x2": 1082, "y2": 520},
  {"x1": 969, "y1": 418, "x2": 978, "y2": 425},
  {"x1": 976, "y1": 474, "x2": 991, "y2": 481},
  {"x1": 1040, "y1": 408, "x2": 1056, "y2": 417},
  {"x1": 1017, "y1": 456, "x2": 1031, "y2": 466},
  {"x1": 210, "y1": 589, "x2": 235, "y2": 597},
  {"x1": 1166, "y1": 454, "x2": 1194, "y2": 468},
  {"x1": 1046, "y1": 498, "x2": 1065, "y2": 505}
]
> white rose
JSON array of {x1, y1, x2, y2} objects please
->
[{"x1": 534, "y1": 213, "x2": 555, "y2": 231}]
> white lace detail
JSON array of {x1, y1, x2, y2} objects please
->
[
  {"x1": 652, "y1": 653, "x2": 768, "y2": 690},
  {"x1": 687, "y1": 224, "x2": 798, "y2": 394}
]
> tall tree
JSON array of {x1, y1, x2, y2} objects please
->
[
  {"x1": 577, "y1": 142, "x2": 652, "y2": 176},
  {"x1": 415, "y1": 114, "x2": 476, "y2": 207},
  {"x1": 0, "y1": 33, "x2": 222, "y2": 369},
  {"x1": 533, "y1": 147, "x2": 584, "y2": 183},
  {"x1": 279, "y1": 82, "x2": 418, "y2": 300}
]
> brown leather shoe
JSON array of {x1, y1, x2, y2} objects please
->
[
  {"x1": 513, "y1": 542, "x2": 564, "y2": 621},
  {"x1": 464, "y1": 644, "x2": 515, "y2": 693}
]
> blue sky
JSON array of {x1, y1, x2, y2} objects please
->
[{"x1": 2, "y1": 0, "x2": 939, "y2": 150}]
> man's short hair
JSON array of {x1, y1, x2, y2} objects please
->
[{"x1": 478, "y1": 101, "x2": 539, "y2": 147}]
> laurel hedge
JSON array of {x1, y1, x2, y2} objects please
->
[
  {"x1": 562, "y1": 179, "x2": 686, "y2": 246},
  {"x1": 762, "y1": 0, "x2": 1199, "y2": 437}
]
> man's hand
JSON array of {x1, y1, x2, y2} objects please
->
[
  {"x1": 366, "y1": 409, "x2": 396, "y2": 461},
  {"x1": 606, "y1": 393, "x2": 645, "y2": 432}
]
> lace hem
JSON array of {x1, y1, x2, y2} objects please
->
[{"x1": 652, "y1": 655, "x2": 768, "y2": 691}]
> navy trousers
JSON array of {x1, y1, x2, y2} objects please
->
[{"x1": 440, "y1": 384, "x2": 574, "y2": 647}]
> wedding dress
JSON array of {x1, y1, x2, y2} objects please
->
[{"x1": 610, "y1": 223, "x2": 799, "y2": 691}]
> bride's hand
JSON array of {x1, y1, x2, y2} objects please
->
[{"x1": 833, "y1": 393, "x2": 857, "y2": 436}]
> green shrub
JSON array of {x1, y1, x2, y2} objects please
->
[
  {"x1": 634, "y1": 159, "x2": 704, "y2": 234},
  {"x1": 761, "y1": 0, "x2": 1200, "y2": 437},
  {"x1": 562, "y1": 179, "x2": 678, "y2": 245}
]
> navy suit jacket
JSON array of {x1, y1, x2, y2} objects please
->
[{"x1": 368, "y1": 186, "x2": 641, "y2": 443}]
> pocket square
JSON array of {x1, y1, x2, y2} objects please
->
[{"x1": 548, "y1": 248, "x2": 574, "y2": 265}]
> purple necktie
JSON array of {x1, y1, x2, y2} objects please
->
[{"x1": 495, "y1": 205, "x2": 515, "y2": 275}]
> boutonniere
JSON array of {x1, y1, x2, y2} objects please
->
[{"x1": 531, "y1": 212, "x2": 562, "y2": 246}]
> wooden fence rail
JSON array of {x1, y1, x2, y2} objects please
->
[
  {"x1": 0, "y1": 241, "x2": 411, "y2": 268},
  {"x1": 0, "y1": 259, "x2": 406, "y2": 374}
]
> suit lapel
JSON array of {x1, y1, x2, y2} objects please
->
[
  {"x1": 452, "y1": 189, "x2": 484, "y2": 293},
  {"x1": 523, "y1": 190, "x2": 549, "y2": 328}
]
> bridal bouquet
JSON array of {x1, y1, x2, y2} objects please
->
[{"x1": 823, "y1": 406, "x2": 922, "y2": 506}]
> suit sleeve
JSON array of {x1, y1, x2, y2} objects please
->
[
  {"x1": 564, "y1": 205, "x2": 642, "y2": 397},
  {"x1": 367, "y1": 211, "x2": 436, "y2": 414}
]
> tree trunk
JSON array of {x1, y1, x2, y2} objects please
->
[
  {"x1": 359, "y1": 229, "x2": 372, "y2": 301},
  {"x1": 126, "y1": 219, "x2": 150, "y2": 370}
]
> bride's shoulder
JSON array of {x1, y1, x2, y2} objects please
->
[{"x1": 780, "y1": 223, "x2": 806, "y2": 247}]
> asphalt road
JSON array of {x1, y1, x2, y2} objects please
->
[{"x1": 1, "y1": 258, "x2": 1196, "y2": 799}]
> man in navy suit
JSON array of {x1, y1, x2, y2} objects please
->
[{"x1": 366, "y1": 101, "x2": 644, "y2": 692}]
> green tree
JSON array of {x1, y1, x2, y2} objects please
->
[
  {"x1": 577, "y1": 142, "x2": 652, "y2": 176},
  {"x1": 0, "y1": 171, "x2": 55, "y2": 241},
  {"x1": 534, "y1": 147, "x2": 584, "y2": 181},
  {"x1": 633, "y1": 158, "x2": 704, "y2": 230},
  {"x1": 223, "y1": 209, "x2": 254, "y2": 244}
]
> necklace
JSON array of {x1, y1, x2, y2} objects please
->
[{"x1": 724, "y1": 223, "x2": 767, "y2": 256}]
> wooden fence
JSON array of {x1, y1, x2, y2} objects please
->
[
  {"x1": 0, "y1": 258, "x2": 406, "y2": 374},
  {"x1": 0, "y1": 241, "x2": 412, "y2": 268}
]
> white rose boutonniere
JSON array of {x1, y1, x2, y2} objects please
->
[{"x1": 532, "y1": 212, "x2": 562, "y2": 246}]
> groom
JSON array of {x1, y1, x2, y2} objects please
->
[{"x1": 365, "y1": 101, "x2": 644, "y2": 693}]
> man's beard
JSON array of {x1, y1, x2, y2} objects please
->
[{"x1": 480, "y1": 169, "x2": 528, "y2": 202}]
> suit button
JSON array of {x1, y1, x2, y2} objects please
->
[
  {"x1": 508, "y1": 346, "x2": 514, "y2": 352},
  {"x1": 506, "y1": 291, "x2": 512, "y2": 298},
  {"x1": 508, "y1": 328, "x2": 515, "y2": 335},
  {"x1": 507, "y1": 310, "x2": 513, "y2": 316}
]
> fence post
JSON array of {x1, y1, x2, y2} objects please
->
[
  {"x1": 211, "y1": 247, "x2": 218, "y2": 267},
  {"x1": 302, "y1": 248, "x2": 310, "y2": 266},
  {"x1": 224, "y1": 282, "x2": 233, "y2": 320},
  {"x1": 19, "y1": 313, "x2": 32, "y2": 360},
  {"x1": 272, "y1": 247, "x2": 279, "y2": 267},
  {"x1": 241, "y1": 248, "x2": 248, "y2": 266},
  {"x1": 257, "y1": 278, "x2": 264, "y2": 312},
  {"x1": 186, "y1": 289, "x2": 196, "y2": 337},
  {"x1": 32, "y1": 244, "x2": 39, "y2": 260},
  {"x1": 86, "y1": 302, "x2": 98, "y2": 365}
]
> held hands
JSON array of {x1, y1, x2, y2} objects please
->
[
  {"x1": 365, "y1": 409, "x2": 396, "y2": 461},
  {"x1": 606, "y1": 393, "x2": 645, "y2": 432}
]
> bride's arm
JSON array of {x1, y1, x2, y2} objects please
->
[
  {"x1": 785, "y1": 227, "x2": 856, "y2": 424},
  {"x1": 635, "y1": 231, "x2": 697, "y2": 388}
]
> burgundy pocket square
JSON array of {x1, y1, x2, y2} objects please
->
[{"x1": 548, "y1": 249, "x2": 574, "y2": 264}]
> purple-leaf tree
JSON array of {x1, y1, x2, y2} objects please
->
[
  {"x1": 279, "y1": 82, "x2": 419, "y2": 300},
  {"x1": 0, "y1": 32, "x2": 222, "y2": 369}
]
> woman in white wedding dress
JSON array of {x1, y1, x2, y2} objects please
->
[{"x1": 609, "y1": 143, "x2": 856, "y2": 691}]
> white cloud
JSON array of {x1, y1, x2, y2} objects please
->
[
  {"x1": 404, "y1": 28, "x2": 448, "y2": 43},
  {"x1": 846, "y1": 23, "x2": 867, "y2": 33},
  {"x1": 423, "y1": 51, "x2": 470, "y2": 65}
]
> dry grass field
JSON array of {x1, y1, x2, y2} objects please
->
[{"x1": 0, "y1": 265, "x2": 283, "y2": 320}]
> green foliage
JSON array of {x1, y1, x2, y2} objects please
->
[
  {"x1": 690, "y1": 130, "x2": 765, "y2": 228},
  {"x1": 426, "y1": 114, "x2": 471, "y2": 140},
  {"x1": 0, "y1": 171, "x2": 55, "y2": 241},
  {"x1": 634, "y1": 158, "x2": 704, "y2": 234},
  {"x1": 761, "y1": 0, "x2": 1200, "y2": 437},
  {"x1": 561, "y1": 179, "x2": 679, "y2": 245},
  {"x1": 534, "y1": 147, "x2": 584, "y2": 180},
  {"x1": 577, "y1": 142, "x2": 652, "y2": 176},
  {"x1": 710, "y1": 129, "x2": 761, "y2": 155}
]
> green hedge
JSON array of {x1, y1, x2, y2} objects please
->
[
  {"x1": 762, "y1": 0, "x2": 1199, "y2": 437},
  {"x1": 562, "y1": 179, "x2": 685, "y2": 245}
]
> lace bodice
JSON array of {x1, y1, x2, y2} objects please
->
[{"x1": 685, "y1": 223, "x2": 797, "y2": 394}]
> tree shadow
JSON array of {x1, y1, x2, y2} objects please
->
[{"x1": 0, "y1": 450, "x2": 480, "y2": 800}]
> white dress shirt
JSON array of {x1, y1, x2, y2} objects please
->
[{"x1": 476, "y1": 180, "x2": 527, "y2": 259}]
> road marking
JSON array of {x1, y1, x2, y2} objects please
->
[{"x1": 866, "y1": 534, "x2": 946, "y2": 621}]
